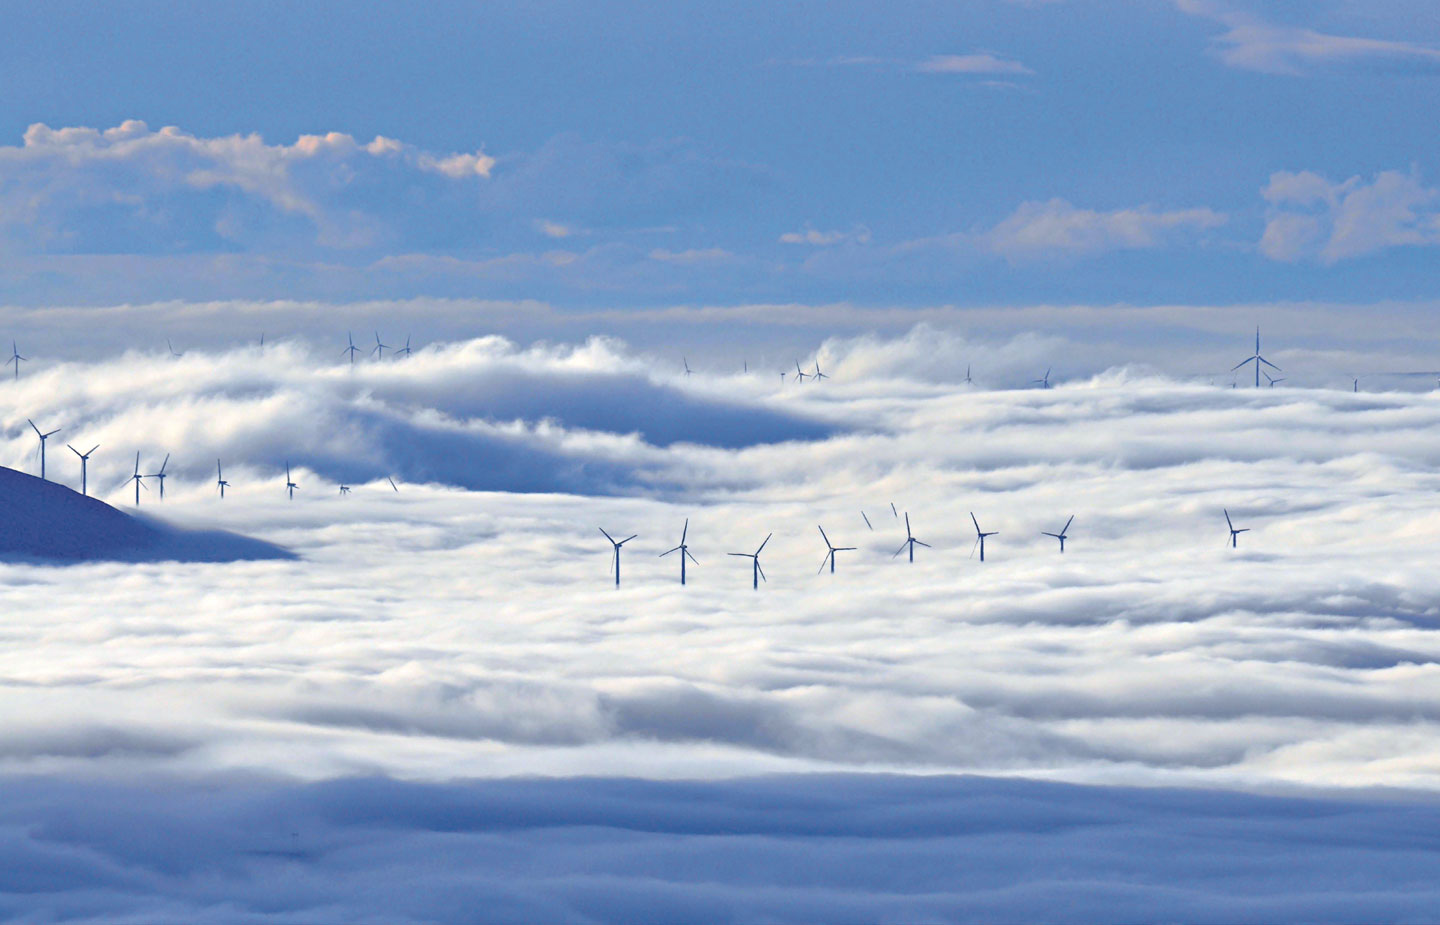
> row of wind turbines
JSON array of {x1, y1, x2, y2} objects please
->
[
  {"x1": 23, "y1": 418, "x2": 397, "y2": 504},
  {"x1": 600, "y1": 509, "x2": 1061, "y2": 589}
]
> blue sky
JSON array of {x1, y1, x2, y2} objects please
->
[{"x1": 2, "y1": 0, "x2": 1440, "y2": 308}]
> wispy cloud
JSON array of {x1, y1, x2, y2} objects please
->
[
  {"x1": 915, "y1": 53, "x2": 1034, "y2": 76},
  {"x1": 982, "y1": 198, "x2": 1227, "y2": 259},
  {"x1": 1177, "y1": 0, "x2": 1440, "y2": 75},
  {"x1": 778, "y1": 224, "x2": 872, "y2": 246},
  {"x1": 1260, "y1": 169, "x2": 1440, "y2": 263}
]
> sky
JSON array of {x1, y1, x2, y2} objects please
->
[
  {"x1": 2, "y1": 0, "x2": 1440, "y2": 313},
  {"x1": 8, "y1": 1, "x2": 1440, "y2": 920}
]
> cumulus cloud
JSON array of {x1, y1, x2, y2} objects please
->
[
  {"x1": 983, "y1": 198, "x2": 1227, "y2": 259},
  {"x1": 1177, "y1": 0, "x2": 1440, "y2": 75},
  {"x1": 1260, "y1": 169, "x2": 1440, "y2": 263}
]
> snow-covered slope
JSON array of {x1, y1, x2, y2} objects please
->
[{"x1": 0, "y1": 466, "x2": 292, "y2": 563}]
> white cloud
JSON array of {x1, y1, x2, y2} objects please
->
[
  {"x1": 536, "y1": 219, "x2": 575, "y2": 239},
  {"x1": 1177, "y1": 0, "x2": 1440, "y2": 75},
  {"x1": 778, "y1": 224, "x2": 872, "y2": 246},
  {"x1": 1260, "y1": 169, "x2": 1440, "y2": 263},
  {"x1": 983, "y1": 198, "x2": 1227, "y2": 259},
  {"x1": 916, "y1": 53, "x2": 1034, "y2": 75},
  {"x1": 648, "y1": 247, "x2": 735, "y2": 264}
]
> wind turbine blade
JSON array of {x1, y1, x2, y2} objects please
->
[
  {"x1": 1062, "y1": 515, "x2": 1074, "y2": 534},
  {"x1": 67, "y1": 444, "x2": 79, "y2": 456},
  {"x1": 620, "y1": 535, "x2": 637, "y2": 545},
  {"x1": 970, "y1": 512, "x2": 981, "y2": 533},
  {"x1": 660, "y1": 546, "x2": 679, "y2": 557},
  {"x1": 599, "y1": 527, "x2": 615, "y2": 543},
  {"x1": 87, "y1": 445, "x2": 99, "y2": 456},
  {"x1": 388, "y1": 477, "x2": 399, "y2": 491},
  {"x1": 1224, "y1": 509, "x2": 1233, "y2": 530},
  {"x1": 893, "y1": 542, "x2": 908, "y2": 558},
  {"x1": 159, "y1": 453, "x2": 170, "y2": 473},
  {"x1": 861, "y1": 511, "x2": 872, "y2": 530},
  {"x1": 819, "y1": 555, "x2": 830, "y2": 574},
  {"x1": 837, "y1": 546, "x2": 856, "y2": 552},
  {"x1": 1260, "y1": 357, "x2": 1281, "y2": 371},
  {"x1": 969, "y1": 536, "x2": 979, "y2": 559},
  {"x1": 904, "y1": 512, "x2": 911, "y2": 535},
  {"x1": 756, "y1": 562, "x2": 766, "y2": 582},
  {"x1": 728, "y1": 553, "x2": 750, "y2": 558},
  {"x1": 1042, "y1": 532, "x2": 1059, "y2": 539},
  {"x1": 756, "y1": 533, "x2": 772, "y2": 555},
  {"x1": 685, "y1": 549, "x2": 698, "y2": 564},
  {"x1": 914, "y1": 540, "x2": 932, "y2": 548},
  {"x1": 1236, "y1": 528, "x2": 1250, "y2": 534},
  {"x1": 681, "y1": 518, "x2": 689, "y2": 544},
  {"x1": 817, "y1": 525, "x2": 830, "y2": 546},
  {"x1": 28, "y1": 419, "x2": 39, "y2": 437}
]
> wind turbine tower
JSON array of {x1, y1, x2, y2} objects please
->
[
  {"x1": 659, "y1": 519, "x2": 698, "y2": 584},
  {"x1": 1231, "y1": 326, "x2": 1280, "y2": 388},
  {"x1": 129, "y1": 453, "x2": 147, "y2": 505},
  {"x1": 67, "y1": 443, "x2": 99, "y2": 496},
  {"x1": 817, "y1": 525, "x2": 856, "y2": 574},
  {"x1": 600, "y1": 527, "x2": 637, "y2": 587},
  {"x1": 729, "y1": 533, "x2": 771, "y2": 589},
  {"x1": 1042, "y1": 515, "x2": 1074, "y2": 553},
  {"x1": 970, "y1": 512, "x2": 998, "y2": 562},
  {"x1": 1225, "y1": 509, "x2": 1249, "y2": 548},
  {"x1": 893, "y1": 513, "x2": 931, "y2": 563},
  {"x1": 27, "y1": 418, "x2": 60, "y2": 480}
]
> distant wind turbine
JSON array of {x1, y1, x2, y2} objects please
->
[
  {"x1": 729, "y1": 533, "x2": 771, "y2": 589},
  {"x1": 216, "y1": 459, "x2": 229, "y2": 498},
  {"x1": 1032, "y1": 368, "x2": 1051, "y2": 389},
  {"x1": 1042, "y1": 515, "x2": 1074, "y2": 553},
  {"x1": 817, "y1": 525, "x2": 856, "y2": 574},
  {"x1": 893, "y1": 513, "x2": 930, "y2": 563},
  {"x1": 1231, "y1": 326, "x2": 1279, "y2": 388},
  {"x1": 67, "y1": 443, "x2": 98, "y2": 496},
  {"x1": 339, "y1": 484, "x2": 351, "y2": 496},
  {"x1": 285, "y1": 462, "x2": 298, "y2": 500},
  {"x1": 27, "y1": 418, "x2": 60, "y2": 480},
  {"x1": 129, "y1": 452, "x2": 147, "y2": 505},
  {"x1": 167, "y1": 338, "x2": 184, "y2": 358},
  {"x1": 683, "y1": 357, "x2": 693, "y2": 377},
  {"x1": 371, "y1": 331, "x2": 390, "y2": 361},
  {"x1": 970, "y1": 512, "x2": 998, "y2": 562},
  {"x1": 1264, "y1": 371, "x2": 1286, "y2": 388},
  {"x1": 1225, "y1": 508, "x2": 1249, "y2": 548},
  {"x1": 659, "y1": 518, "x2": 698, "y2": 585},
  {"x1": 342, "y1": 332, "x2": 360, "y2": 365},
  {"x1": 600, "y1": 527, "x2": 637, "y2": 587},
  {"x1": 1353, "y1": 377, "x2": 1359, "y2": 393},
  {"x1": 147, "y1": 453, "x2": 170, "y2": 500},
  {"x1": 812, "y1": 360, "x2": 828, "y2": 382},
  {"x1": 963, "y1": 364, "x2": 973, "y2": 385},
  {"x1": 794, "y1": 360, "x2": 809, "y2": 383},
  {"x1": 396, "y1": 335, "x2": 412, "y2": 358},
  {"x1": 9, "y1": 341, "x2": 25, "y2": 380}
]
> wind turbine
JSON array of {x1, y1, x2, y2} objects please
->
[
  {"x1": 1264, "y1": 371, "x2": 1286, "y2": 388},
  {"x1": 339, "y1": 484, "x2": 351, "y2": 496},
  {"x1": 371, "y1": 331, "x2": 390, "y2": 361},
  {"x1": 129, "y1": 452, "x2": 147, "y2": 505},
  {"x1": 893, "y1": 513, "x2": 930, "y2": 563},
  {"x1": 728, "y1": 533, "x2": 771, "y2": 589},
  {"x1": 396, "y1": 335, "x2": 412, "y2": 358},
  {"x1": 285, "y1": 462, "x2": 298, "y2": 500},
  {"x1": 216, "y1": 459, "x2": 229, "y2": 498},
  {"x1": 794, "y1": 360, "x2": 809, "y2": 383},
  {"x1": 67, "y1": 443, "x2": 98, "y2": 496},
  {"x1": 600, "y1": 527, "x2": 637, "y2": 587},
  {"x1": 659, "y1": 518, "x2": 698, "y2": 585},
  {"x1": 1032, "y1": 368, "x2": 1052, "y2": 389},
  {"x1": 27, "y1": 418, "x2": 60, "y2": 480},
  {"x1": 963, "y1": 364, "x2": 973, "y2": 385},
  {"x1": 683, "y1": 358, "x2": 693, "y2": 377},
  {"x1": 1224, "y1": 508, "x2": 1249, "y2": 548},
  {"x1": 1231, "y1": 326, "x2": 1279, "y2": 388},
  {"x1": 812, "y1": 360, "x2": 829, "y2": 382},
  {"x1": 9, "y1": 341, "x2": 25, "y2": 380},
  {"x1": 817, "y1": 526, "x2": 856, "y2": 574},
  {"x1": 147, "y1": 453, "x2": 170, "y2": 500},
  {"x1": 1042, "y1": 515, "x2": 1074, "y2": 553},
  {"x1": 167, "y1": 338, "x2": 184, "y2": 358},
  {"x1": 342, "y1": 332, "x2": 360, "y2": 365},
  {"x1": 970, "y1": 512, "x2": 998, "y2": 562},
  {"x1": 1353, "y1": 377, "x2": 1360, "y2": 393}
]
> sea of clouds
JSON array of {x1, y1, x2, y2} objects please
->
[{"x1": 5, "y1": 325, "x2": 1440, "y2": 920}]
